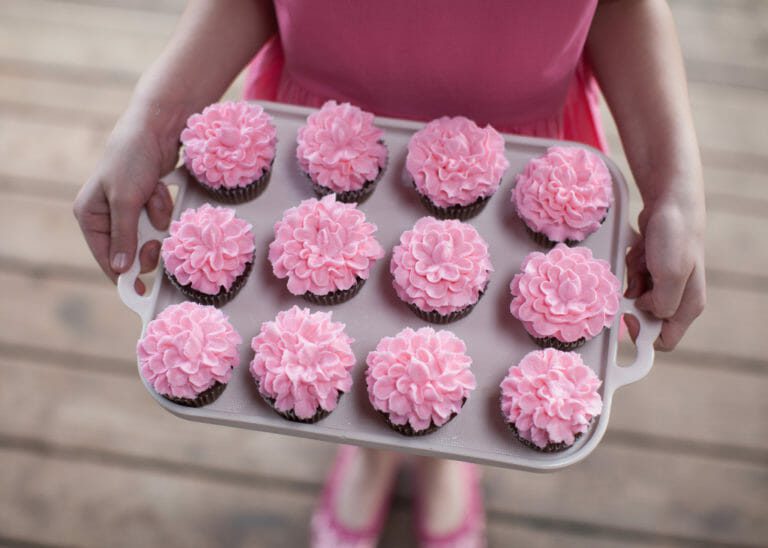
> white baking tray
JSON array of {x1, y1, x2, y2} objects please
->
[{"x1": 117, "y1": 101, "x2": 661, "y2": 472}]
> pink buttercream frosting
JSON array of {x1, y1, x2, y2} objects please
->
[
  {"x1": 181, "y1": 101, "x2": 277, "y2": 189},
  {"x1": 137, "y1": 302, "x2": 242, "y2": 400},
  {"x1": 296, "y1": 100, "x2": 388, "y2": 192},
  {"x1": 366, "y1": 327, "x2": 477, "y2": 432},
  {"x1": 510, "y1": 245, "x2": 620, "y2": 343},
  {"x1": 406, "y1": 116, "x2": 509, "y2": 207},
  {"x1": 500, "y1": 348, "x2": 602, "y2": 449},
  {"x1": 269, "y1": 195, "x2": 385, "y2": 296},
  {"x1": 250, "y1": 306, "x2": 355, "y2": 419},
  {"x1": 391, "y1": 217, "x2": 492, "y2": 315},
  {"x1": 162, "y1": 204, "x2": 255, "y2": 295},
  {"x1": 513, "y1": 146, "x2": 613, "y2": 242}
]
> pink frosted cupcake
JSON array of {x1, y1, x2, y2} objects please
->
[
  {"x1": 366, "y1": 327, "x2": 476, "y2": 436},
  {"x1": 406, "y1": 116, "x2": 509, "y2": 220},
  {"x1": 509, "y1": 245, "x2": 620, "y2": 350},
  {"x1": 269, "y1": 194, "x2": 385, "y2": 305},
  {"x1": 391, "y1": 217, "x2": 492, "y2": 323},
  {"x1": 162, "y1": 204, "x2": 255, "y2": 307},
  {"x1": 137, "y1": 302, "x2": 242, "y2": 407},
  {"x1": 513, "y1": 146, "x2": 613, "y2": 247},
  {"x1": 250, "y1": 306, "x2": 356, "y2": 423},
  {"x1": 181, "y1": 101, "x2": 277, "y2": 203},
  {"x1": 296, "y1": 100, "x2": 388, "y2": 204},
  {"x1": 500, "y1": 349, "x2": 603, "y2": 452}
]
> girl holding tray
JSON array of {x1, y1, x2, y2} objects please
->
[{"x1": 74, "y1": 1, "x2": 706, "y2": 546}]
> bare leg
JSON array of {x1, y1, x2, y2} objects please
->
[{"x1": 416, "y1": 457, "x2": 472, "y2": 534}]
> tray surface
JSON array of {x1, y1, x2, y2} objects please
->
[{"x1": 118, "y1": 101, "x2": 660, "y2": 471}]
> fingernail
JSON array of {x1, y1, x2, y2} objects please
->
[{"x1": 112, "y1": 252, "x2": 128, "y2": 271}]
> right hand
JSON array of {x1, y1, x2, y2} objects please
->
[{"x1": 74, "y1": 108, "x2": 179, "y2": 291}]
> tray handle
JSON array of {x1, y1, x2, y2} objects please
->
[{"x1": 117, "y1": 175, "x2": 186, "y2": 322}]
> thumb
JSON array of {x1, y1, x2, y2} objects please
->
[{"x1": 109, "y1": 195, "x2": 141, "y2": 273}]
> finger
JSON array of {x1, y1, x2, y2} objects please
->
[
  {"x1": 74, "y1": 187, "x2": 118, "y2": 283},
  {"x1": 108, "y1": 193, "x2": 142, "y2": 274},
  {"x1": 624, "y1": 243, "x2": 650, "y2": 299},
  {"x1": 134, "y1": 277, "x2": 147, "y2": 296},
  {"x1": 146, "y1": 182, "x2": 173, "y2": 231},
  {"x1": 655, "y1": 264, "x2": 706, "y2": 351},
  {"x1": 624, "y1": 313, "x2": 640, "y2": 343},
  {"x1": 636, "y1": 257, "x2": 692, "y2": 319},
  {"x1": 139, "y1": 240, "x2": 161, "y2": 274}
]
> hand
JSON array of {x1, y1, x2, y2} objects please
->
[
  {"x1": 74, "y1": 107, "x2": 178, "y2": 292},
  {"x1": 625, "y1": 195, "x2": 706, "y2": 350}
]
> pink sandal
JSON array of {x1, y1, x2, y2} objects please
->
[
  {"x1": 310, "y1": 445, "x2": 396, "y2": 548},
  {"x1": 414, "y1": 462, "x2": 487, "y2": 548}
]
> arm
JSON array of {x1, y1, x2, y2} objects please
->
[
  {"x1": 587, "y1": 0, "x2": 706, "y2": 350},
  {"x1": 74, "y1": 0, "x2": 276, "y2": 287}
]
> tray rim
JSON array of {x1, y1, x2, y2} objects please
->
[{"x1": 117, "y1": 100, "x2": 661, "y2": 472}]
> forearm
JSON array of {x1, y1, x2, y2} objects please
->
[
  {"x1": 587, "y1": 0, "x2": 703, "y2": 214},
  {"x1": 127, "y1": 0, "x2": 276, "y2": 142}
]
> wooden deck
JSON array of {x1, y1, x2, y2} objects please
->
[{"x1": 0, "y1": 0, "x2": 766, "y2": 546}]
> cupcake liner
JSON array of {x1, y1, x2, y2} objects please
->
[
  {"x1": 311, "y1": 177, "x2": 378, "y2": 205},
  {"x1": 303, "y1": 277, "x2": 366, "y2": 305},
  {"x1": 191, "y1": 162, "x2": 273, "y2": 205},
  {"x1": 524, "y1": 213, "x2": 609, "y2": 248},
  {"x1": 507, "y1": 422, "x2": 584, "y2": 453},
  {"x1": 413, "y1": 182, "x2": 492, "y2": 221},
  {"x1": 162, "y1": 381, "x2": 227, "y2": 408},
  {"x1": 407, "y1": 283, "x2": 488, "y2": 324},
  {"x1": 257, "y1": 383, "x2": 342, "y2": 424},
  {"x1": 165, "y1": 255, "x2": 254, "y2": 308},
  {"x1": 379, "y1": 397, "x2": 467, "y2": 437},
  {"x1": 529, "y1": 333, "x2": 587, "y2": 351}
]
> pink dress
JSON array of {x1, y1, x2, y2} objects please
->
[{"x1": 244, "y1": 0, "x2": 607, "y2": 151}]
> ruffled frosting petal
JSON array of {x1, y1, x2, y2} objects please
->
[
  {"x1": 500, "y1": 348, "x2": 602, "y2": 449},
  {"x1": 181, "y1": 101, "x2": 277, "y2": 189},
  {"x1": 406, "y1": 116, "x2": 509, "y2": 207},
  {"x1": 509, "y1": 244, "x2": 620, "y2": 343},
  {"x1": 391, "y1": 217, "x2": 492, "y2": 315},
  {"x1": 161, "y1": 204, "x2": 255, "y2": 295},
  {"x1": 365, "y1": 327, "x2": 476, "y2": 433},
  {"x1": 268, "y1": 195, "x2": 385, "y2": 296},
  {"x1": 249, "y1": 306, "x2": 356, "y2": 419},
  {"x1": 137, "y1": 302, "x2": 242, "y2": 400},
  {"x1": 296, "y1": 100, "x2": 388, "y2": 192},
  {"x1": 512, "y1": 146, "x2": 613, "y2": 242}
]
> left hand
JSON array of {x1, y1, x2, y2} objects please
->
[{"x1": 624, "y1": 194, "x2": 706, "y2": 351}]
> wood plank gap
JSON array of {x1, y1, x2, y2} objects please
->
[
  {"x1": 0, "y1": 100, "x2": 115, "y2": 130},
  {"x1": 659, "y1": 348, "x2": 768, "y2": 376},
  {"x1": 0, "y1": 56, "x2": 138, "y2": 87},
  {"x1": 706, "y1": 194, "x2": 768, "y2": 219},
  {"x1": 0, "y1": 536, "x2": 71, "y2": 548},
  {"x1": 0, "y1": 257, "x2": 106, "y2": 284},
  {"x1": 0, "y1": 175, "x2": 77, "y2": 201},
  {"x1": 54, "y1": 0, "x2": 183, "y2": 15},
  {"x1": 603, "y1": 431, "x2": 768, "y2": 468},
  {"x1": 706, "y1": 268, "x2": 768, "y2": 293},
  {"x1": 685, "y1": 58, "x2": 768, "y2": 93},
  {"x1": 483, "y1": 510, "x2": 754, "y2": 548}
]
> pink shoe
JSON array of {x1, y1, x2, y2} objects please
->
[
  {"x1": 310, "y1": 445, "x2": 395, "y2": 548},
  {"x1": 414, "y1": 462, "x2": 487, "y2": 548}
]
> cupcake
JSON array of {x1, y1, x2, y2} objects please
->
[
  {"x1": 500, "y1": 348, "x2": 603, "y2": 452},
  {"x1": 162, "y1": 204, "x2": 255, "y2": 307},
  {"x1": 366, "y1": 327, "x2": 476, "y2": 436},
  {"x1": 137, "y1": 302, "x2": 242, "y2": 407},
  {"x1": 406, "y1": 116, "x2": 509, "y2": 220},
  {"x1": 509, "y1": 245, "x2": 620, "y2": 350},
  {"x1": 296, "y1": 100, "x2": 388, "y2": 204},
  {"x1": 512, "y1": 146, "x2": 613, "y2": 247},
  {"x1": 391, "y1": 217, "x2": 492, "y2": 323},
  {"x1": 181, "y1": 101, "x2": 277, "y2": 203},
  {"x1": 269, "y1": 194, "x2": 385, "y2": 305},
  {"x1": 250, "y1": 306, "x2": 355, "y2": 423}
]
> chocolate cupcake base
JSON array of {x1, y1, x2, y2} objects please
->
[
  {"x1": 524, "y1": 213, "x2": 609, "y2": 249},
  {"x1": 303, "y1": 277, "x2": 366, "y2": 305},
  {"x1": 162, "y1": 381, "x2": 226, "y2": 408},
  {"x1": 257, "y1": 384, "x2": 342, "y2": 424},
  {"x1": 407, "y1": 284, "x2": 488, "y2": 324},
  {"x1": 530, "y1": 333, "x2": 587, "y2": 351},
  {"x1": 414, "y1": 182, "x2": 492, "y2": 221},
  {"x1": 165, "y1": 257, "x2": 253, "y2": 308},
  {"x1": 311, "y1": 175, "x2": 379, "y2": 205},
  {"x1": 192, "y1": 164, "x2": 272, "y2": 205},
  {"x1": 507, "y1": 422, "x2": 584, "y2": 453},
  {"x1": 380, "y1": 398, "x2": 467, "y2": 436}
]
